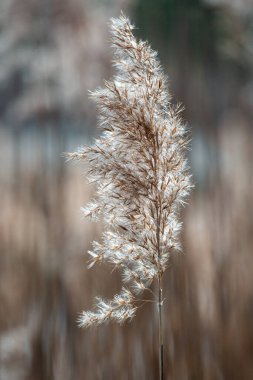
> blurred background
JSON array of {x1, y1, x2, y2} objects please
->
[{"x1": 0, "y1": 0, "x2": 253, "y2": 379}]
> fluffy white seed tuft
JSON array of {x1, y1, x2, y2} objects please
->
[{"x1": 69, "y1": 13, "x2": 192, "y2": 327}]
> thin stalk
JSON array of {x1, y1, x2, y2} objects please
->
[
  {"x1": 158, "y1": 274, "x2": 164, "y2": 380},
  {"x1": 156, "y1": 211, "x2": 164, "y2": 380},
  {"x1": 153, "y1": 118, "x2": 164, "y2": 380}
]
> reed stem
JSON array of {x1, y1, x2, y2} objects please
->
[{"x1": 158, "y1": 274, "x2": 164, "y2": 380}]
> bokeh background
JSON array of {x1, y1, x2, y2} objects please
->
[{"x1": 0, "y1": 0, "x2": 253, "y2": 379}]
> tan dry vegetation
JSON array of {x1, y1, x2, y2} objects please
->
[
  {"x1": 0, "y1": 1, "x2": 253, "y2": 378},
  {"x1": 0, "y1": 120, "x2": 253, "y2": 379}
]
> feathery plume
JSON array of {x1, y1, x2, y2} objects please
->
[{"x1": 68, "y1": 13, "x2": 192, "y2": 329}]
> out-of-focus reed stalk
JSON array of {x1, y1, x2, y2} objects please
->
[{"x1": 68, "y1": 13, "x2": 192, "y2": 379}]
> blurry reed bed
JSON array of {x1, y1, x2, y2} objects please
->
[
  {"x1": 0, "y1": 116, "x2": 253, "y2": 380},
  {"x1": 0, "y1": 0, "x2": 252, "y2": 379}
]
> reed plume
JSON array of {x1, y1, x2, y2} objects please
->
[{"x1": 68, "y1": 13, "x2": 192, "y2": 378}]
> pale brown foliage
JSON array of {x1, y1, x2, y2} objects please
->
[{"x1": 69, "y1": 13, "x2": 192, "y2": 327}]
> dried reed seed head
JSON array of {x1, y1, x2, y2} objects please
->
[{"x1": 70, "y1": 13, "x2": 192, "y2": 327}]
